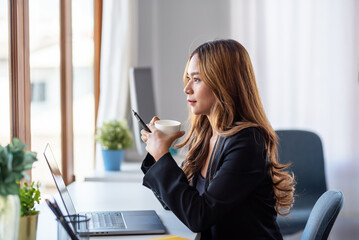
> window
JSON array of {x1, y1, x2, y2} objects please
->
[
  {"x1": 5, "y1": 0, "x2": 99, "y2": 191},
  {"x1": 31, "y1": 82, "x2": 46, "y2": 102},
  {"x1": 0, "y1": 0, "x2": 10, "y2": 145},
  {"x1": 29, "y1": 0, "x2": 62, "y2": 196},
  {"x1": 72, "y1": 0, "x2": 95, "y2": 180}
]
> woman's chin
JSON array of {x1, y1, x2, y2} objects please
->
[{"x1": 191, "y1": 109, "x2": 200, "y2": 115}]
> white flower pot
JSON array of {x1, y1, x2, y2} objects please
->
[{"x1": 0, "y1": 194, "x2": 20, "y2": 240}]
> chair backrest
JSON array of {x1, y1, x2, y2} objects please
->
[
  {"x1": 276, "y1": 130, "x2": 327, "y2": 208},
  {"x1": 301, "y1": 190, "x2": 344, "y2": 240}
]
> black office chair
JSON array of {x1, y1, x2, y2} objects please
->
[
  {"x1": 301, "y1": 190, "x2": 344, "y2": 240},
  {"x1": 276, "y1": 130, "x2": 327, "y2": 235}
]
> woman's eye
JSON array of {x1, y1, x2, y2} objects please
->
[{"x1": 194, "y1": 78, "x2": 200, "y2": 82}]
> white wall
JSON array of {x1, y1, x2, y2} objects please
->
[
  {"x1": 229, "y1": 0, "x2": 359, "y2": 217},
  {"x1": 137, "y1": 0, "x2": 231, "y2": 126}
]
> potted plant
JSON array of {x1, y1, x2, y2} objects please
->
[
  {"x1": 96, "y1": 120, "x2": 133, "y2": 171},
  {"x1": 0, "y1": 138, "x2": 37, "y2": 240},
  {"x1": 17, "y1": 182, "x2": 41, "y2": 240}
]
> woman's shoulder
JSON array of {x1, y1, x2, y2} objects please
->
[
  {"x1": 218, "y1": 127, "x2": 268, "y2": 171},
  {"x1": 222, "y1": 127, "x2": 265, "y2": 149}
]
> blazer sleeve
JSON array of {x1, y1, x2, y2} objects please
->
[
  {"x1": 141, "y1": 153, "x2": 156, "y2": 174},
  {"x1": 142, "y1": 129, "x2": 268, "y2": 233},
  {"x1": 141, "y1": 153, "x2": 171, "y2": 210}
]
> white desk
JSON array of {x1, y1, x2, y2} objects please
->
[{"x1": 36, "y1": 181, "x2": 196, "y2": 239}]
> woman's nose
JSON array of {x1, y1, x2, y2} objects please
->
[{"x1": 184, "y1": 82, "x2": 193, "y2": 94}]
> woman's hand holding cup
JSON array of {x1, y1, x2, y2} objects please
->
[{"x1": 140, "y1": 116, "x2": 185, "y2": 161}]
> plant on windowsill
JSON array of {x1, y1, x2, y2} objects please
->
[
  {"x1": 0, "y1": 138, "x2": 37, "y2": 240},
  {"x1": 96, "y1": 120, "x2": 133, "y2": 171},
  {"x1": 17, "y1": 181, "x2": 41, "y2": 240}
]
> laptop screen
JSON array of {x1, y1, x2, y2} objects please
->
[{"x1": 44, "y1": 143, "x2": 77, "y2": 217}]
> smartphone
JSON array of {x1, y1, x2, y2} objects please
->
[{"x1": 132, "y1": 109, "x2": 152, "y2": 133}]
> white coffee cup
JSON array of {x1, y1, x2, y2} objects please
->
[
  {"x1": 154, "y1": 120, "x2": 181, "y2": 135},
  {"x1": 155, "y1": 120, "x2": 181, "y2": 148}
]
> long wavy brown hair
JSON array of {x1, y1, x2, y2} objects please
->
[{"x1": 177, "y1": 39, "x2": 295, "y2": 216}]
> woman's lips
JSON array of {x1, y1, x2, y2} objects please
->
[{"x1": 188, "y1": 100, "x2": 196, "y2": 105}]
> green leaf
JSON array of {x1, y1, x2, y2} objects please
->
[
  {"x1": 0, "y1": 138, "x2": 38, "y2": 197},
  {"x1": 12, "y1": 138, "x2": 27, "y2": 151},
  {"x1": 5, "y1": 182, "x2": 20, "y2": 195},
  {"x1": 7, "y1": 152, "x2": 13, "y2": 171},
  {"x1": 19, "y1": 181, "x2": 41, "y2": 216},
  {"x1": 0, "y1": 183, "x2": 6, "y2": 195},
  {"x1": 96, "y1": 120, "x2": 133, "y2": 150}
]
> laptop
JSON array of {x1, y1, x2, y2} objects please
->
[{"x1": 43, "y1": 143, "x2": 166, "y2": 236}]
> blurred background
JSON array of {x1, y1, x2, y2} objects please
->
[{"x1": 1, "y1": 0, "x2": 358, "y2": 238}]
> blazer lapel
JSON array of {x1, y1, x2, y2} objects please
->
[{"x1": 206, "y1": 136, "x2": 226, "y2": 186}]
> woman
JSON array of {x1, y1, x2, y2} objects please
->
[{"x1": 140, "y1": 39, "x2": 295, "y2": 239}]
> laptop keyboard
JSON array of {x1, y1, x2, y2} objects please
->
[{"x1": 86, "y1": 212, "x2": 126, "y2": 230}]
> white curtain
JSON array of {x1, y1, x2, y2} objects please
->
[
  {"x1": 231, "y1": 0, "x2": 359, "y2": 215},
  {"x1": 96, "y1": 0, "x2": 137, "y2": 170}
]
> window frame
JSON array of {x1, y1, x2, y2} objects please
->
[
  {"x1": 60, "y1": 0, "x2": 75, "y2": 184},
  {"x1": 94, "y1": 0, "x2": 102, "y2": 166},
  {"x1": 7, "y1": 0, "x2": 102, "y2": 185},
  {"x1": 8, "y1": 0, "x2": 31, "y2": 149}
]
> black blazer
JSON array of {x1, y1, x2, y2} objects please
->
[{"x1": 141, "y1": 127, "x2": 283, "y2": 240}]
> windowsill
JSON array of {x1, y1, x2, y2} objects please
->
[
  {"x1": 84, "y1": 161, "x2": 143, "y2": 182},
  {"x1": 85, "y1": 153, "x2": 186, "y2": 182}
]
